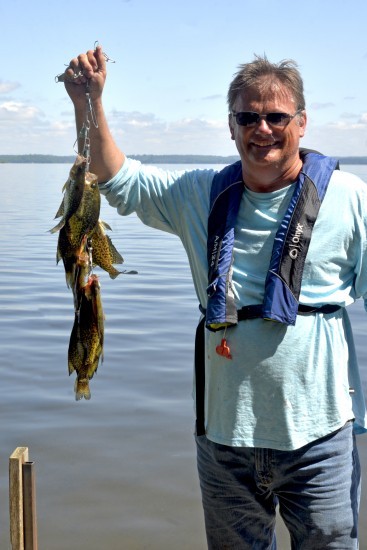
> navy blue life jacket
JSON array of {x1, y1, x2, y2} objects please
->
[
  {"x1": 195, "y1": 149, "x2": 340, "y2": 436},
  {"x1": 204, "y1": 149, "x2": 340, "y2": 329}
]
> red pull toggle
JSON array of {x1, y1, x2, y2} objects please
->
[{"x1": 216, "y1": 338, "x2": 232, "y2": 359}]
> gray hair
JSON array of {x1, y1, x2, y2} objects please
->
[{"x1": 227, "y1": 55, "x2": 306, "y2": 112}]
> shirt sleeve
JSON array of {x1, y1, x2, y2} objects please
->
[
  {"x1": 99, "y1": 158, "x2": 215, "y2": 238},
  {"x1": 346, "y1": 172, "x2": 367, "y2": 308}
]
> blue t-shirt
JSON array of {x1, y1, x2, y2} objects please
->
[{"x1": 100, "y1": 158, "x2": 367, "y2": 450}]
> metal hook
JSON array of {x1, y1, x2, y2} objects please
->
[
  {"x1": 55, "y1": 65, "x2": 85, "y2": 83},
  {"x1": 94, "y1": 40, "x2": 116, "y2": 63},
  {"x1": 55, "y1": 41, "x2": 115, "y2": 83}
]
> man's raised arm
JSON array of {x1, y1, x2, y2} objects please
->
[{"x1": 63, "y1": 45, "x2": 125, "y2": 182}]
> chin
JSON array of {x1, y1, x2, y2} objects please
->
[{"x1": 248, "y1": 148, "x2": 281, "y2": 165}]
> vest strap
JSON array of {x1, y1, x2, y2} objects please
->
[
  {"x1": 195, "y1": 316, "x2": 206, "y2": 436},
  {"x1": 206, "y1": 151, "x2": 339, "y2": 328},
  {"x1": 238, "y1": 303, "x2": 341, "y2": 320}
]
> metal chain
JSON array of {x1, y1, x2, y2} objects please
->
[{"x1": 79, "y1": 80, "x2": 98, "y2": 170}]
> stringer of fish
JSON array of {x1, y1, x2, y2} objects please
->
[{"x1": 50, "y1": 155, "x2": 137, "y2": 400}]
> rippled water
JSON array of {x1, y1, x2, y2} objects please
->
[{"x1": 0, "y1": 163, "x2": 366, "y2": 549}]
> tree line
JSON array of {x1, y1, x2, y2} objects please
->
[{"x1": 0, "y1": 154, "x2": 366, "y2": 164}]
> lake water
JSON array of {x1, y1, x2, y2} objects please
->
[{"x1": 0, "y1": 163, "x2": 367, "y2": 549}]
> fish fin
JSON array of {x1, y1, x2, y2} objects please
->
[
  {"x1": 74, "y1": 378, "x2": 91, "y2": 401},
  {"x1": 49, "y1": 218, "x2": 65, "y2": 234},
  {"x1": 99, "y1": 219, "x2": 112, "y2": 231},
  {"x1": 105, "y1": 235, "x2": 124, "y2": 264},
  {"x1": 54, "y1": 199, "x2": 65, "y2": 219},
  {"x1": 65, "y1": 272, "x2": 73, "y2": 289}
]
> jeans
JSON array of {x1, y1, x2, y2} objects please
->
[{"x1": 196, "y1": 421, "x2": 360, "y2": 549}]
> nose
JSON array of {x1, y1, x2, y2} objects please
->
[{"x1": 254, "y1": 118, "x2": 273, "y2": 134}]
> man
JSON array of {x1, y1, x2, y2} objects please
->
[{"x1": 63, "y1": 47, "x2": 367, "y2": 548}]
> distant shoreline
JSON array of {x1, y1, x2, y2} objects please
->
[
  {"x1": 1, "y1": 154, "x2": 367, "y2": 165},
  {"x1": 0, "y1": 154, "x2": 240, "y2": 165}
]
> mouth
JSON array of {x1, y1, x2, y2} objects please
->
[{"x1": 251, "y1": 140, "x2": 279, "y2": 148}]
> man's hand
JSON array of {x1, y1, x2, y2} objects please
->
[
  {"x1": 63, "y1": 45, "x2": 107, "y2": 107},
  {"x1": 59, "y1": 44, "x2": 124, "y2": 180}
]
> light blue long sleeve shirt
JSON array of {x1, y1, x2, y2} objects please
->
[{"x1": 100, "y1": 158, "x2": 367, "y2": 450}]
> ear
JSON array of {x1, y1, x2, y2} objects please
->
[
  {"x1": 228, "y1": 113, "x2": 235, "y2": 140},
  {"x1": 298, "y1": 110, "x2": 307, "y2": 138}
]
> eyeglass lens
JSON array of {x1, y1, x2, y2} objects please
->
[{"x1": 233, "y1": 112, "x2": 291, "y2": 127}]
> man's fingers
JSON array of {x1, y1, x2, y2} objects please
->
[
  {"x1": 56, "y1": 46, "x2": 107, "y2": 85},
  {"x1": 74, "y1": 53, "x2": 94, "y2": 79},
  {"x1": 93, "y1": 45, "x2": 107, "y2": 73}
]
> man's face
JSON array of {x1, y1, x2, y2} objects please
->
[{"x1": 229, "y1": 79, "x2": 307, "y2": 175}]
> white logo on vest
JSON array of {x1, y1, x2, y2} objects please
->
[{"x1": 289, "y1": 223, "x2": 304, "y2": 259}]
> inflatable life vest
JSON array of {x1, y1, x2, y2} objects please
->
[
  {"x1": 195, "y1": 150, "x2": 340, "y2": 436},
  {"x1": 204, "y1": 149, "x2": 340, "y2": 329}
]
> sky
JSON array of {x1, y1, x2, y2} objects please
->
[{"x1": 1, "y1": 0, "x2": 367, "y2": 158}]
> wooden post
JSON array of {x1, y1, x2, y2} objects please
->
[
  {"x1": 22, "y1": 462, "x2": 38, "y2": 550},
  {"x1": 9, "y1": 447, "x2": 38, "y2": 550},
  {"x1": 9, "y1": 447, "x2": 29, "y2": 550}
]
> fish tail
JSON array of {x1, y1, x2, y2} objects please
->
[
  {"x1": 108, "y1": 266, "x2": 122, "y2": 279},
  {"x1": 74, "y1": 377, "x2": 91, "y2": 401},
  {"x1": 108, "y1": 267, "x2": 138, "y2": 279}
]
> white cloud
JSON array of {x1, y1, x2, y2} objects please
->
[
  {"x1": 309, "y1": 102, "x2": 335, "y2": 110},
  {"x1": 0, "y1": 102, "x2": 366, "y2": 158},
  {"x1": 0, "y1": 101, "x2": 41, "y2": 121},
  {"x1": 108, "y1": 110, "x2": 234, "y2": 155},
  {"x1": 0, "y1": 80, "x2": 20, "y2": 94},
  {"x1": 202, "y1": 94, "x2": 223, "y2": 101},
  {"x1": 107, "y1": 109, "x2": 367, "y2": 157},
  {"x1": 0, "y1": 100, "x2": 76, "y2": 155},
  {"x1": 302, "y1": 116, "x2": 367, "y2": 157},
  {"x1": 340, "y1": 112, "x2": 359, "y2": 120},
  {"x1": 51, "y1": 120, "x2": 75, "y2": 133}
]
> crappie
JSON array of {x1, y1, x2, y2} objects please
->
[
  {"x1": 90, "y1": 220, "x2": 135, "y2": 279},
  {"x1": 51, "y1": 155, "x2": 101, "y2": 288},
  {"x1": 61, "y1": 166, "x2": 100, "y2": 249},
  {"x1": 73, "y1": 236, "x2": 91, "y2": 310},
  {"x1": 51, "y1": 156, "x2": 137, "y2": 400},
  {"x1": 50, "y1": 154, "x2": 88, "y2": 233},
  {"x1": 68, "y1": 274, "x2": 104, "y2": 400}
]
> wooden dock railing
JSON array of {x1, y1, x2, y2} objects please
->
[{"x1": 9, "y1": 447, "x2": 38, "y2": 550}]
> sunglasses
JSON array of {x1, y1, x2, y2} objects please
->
[{"x1": 231, "y1": 109, "x2": 303, "y2": 127}]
